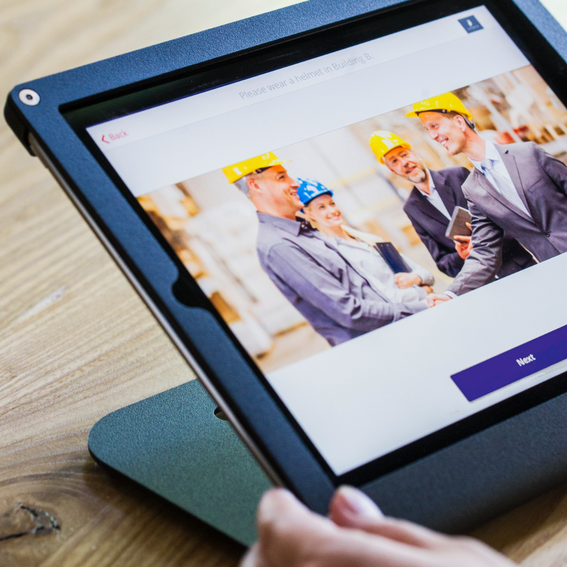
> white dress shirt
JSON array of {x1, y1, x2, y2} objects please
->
[
  {"x1": 334, "y1": 238, "x2": 433, "y2": 303},
  {"x1": 471, "y1": 141, "x2": 531, "y2": 218},
  {"x1": 416, "y1": 169, "x2": 452, "y2": 220}
]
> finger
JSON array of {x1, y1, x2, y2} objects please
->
[
  {"x1": 329, "y1": 486, "x2": 383, "y2": 525},
  {"x1": 257, "y1": 489, "x2": 337, "y2": 567},
  {"x1": 330, "y1": 487, "x2": 447, "y2": 549},
  {"x1": 260, "y1": 490, "x2": 437, "y2": 567},
  {"x1": 359, "y1": 517, "x2": 449, "y2": 549},
  {"x1": 303, "y1": 526, "x2": 434, "y2": 567}
]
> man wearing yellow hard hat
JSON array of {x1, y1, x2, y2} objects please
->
[
  {"x1": 222, "y1": 153, "x2": 427, "y2": 346},
  {"x1": 407, "y1": 92, "x2": 560, "y2": 302},
  {"x1": 370, "y1": 131, "x2": 472, "y2": 278},
  {"x1": 369, "y1": 131, "x2": 533, "y2": 281}
]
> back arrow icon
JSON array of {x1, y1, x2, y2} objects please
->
[{"x1": 102, "y1": 135, "x2": 110, "y2": 144}]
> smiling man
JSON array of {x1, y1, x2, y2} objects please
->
[
  {"x1": 407, "y1": 93, "x2": 567, "y2": 301},
  {"x1": 371, "y1": 131, "x2": 472, "y2": 277},
  {"x1": 369, "y1": 131, "x2": 533, "y2": 279},
  {"x1": 223, "y1": 153, "x2": 427, "y2": 346}
]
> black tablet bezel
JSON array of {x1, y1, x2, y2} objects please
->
[{"x1": 6, "y1": 0, "x2": 567, "y2": 519}]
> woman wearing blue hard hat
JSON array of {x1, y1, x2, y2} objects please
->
[{"x1": 297, "y1": 178, "x2": 434, "y2": 303}]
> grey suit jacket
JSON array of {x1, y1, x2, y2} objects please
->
[
  {"x1": 256, "y1": 213, "x2": 426, "y2": 346},
  {"x1": 448, "y1": 142, "x2": 567, "y2": 296},
  {"x1": 403, "y1": 167, "x2": 533, "y2": 279}
]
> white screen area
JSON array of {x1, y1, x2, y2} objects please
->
[{"x1": 88, "y1": 6, "x2": 567, "y2": 475}]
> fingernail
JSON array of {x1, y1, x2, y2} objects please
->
[{"x1": 336, "y1": 486, "x2": 384, "y2": 519}]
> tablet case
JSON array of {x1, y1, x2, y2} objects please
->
[
  {"x1": 89, "y1": 373, "x2": 567, "y2": 545},
  {"x1": 88, "y1": 379, "x2": 271, "y2": 546}
]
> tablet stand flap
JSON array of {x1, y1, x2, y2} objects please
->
[{"x1": 88, "y1": 379, "x2": 272, "y2": 545}]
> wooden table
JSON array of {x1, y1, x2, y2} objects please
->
[{"x1": 1, "y1": 1, "x2": 567, "y2": 565}]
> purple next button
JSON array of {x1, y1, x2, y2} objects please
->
[{"x1": 451, "y1": 324, "x2": 567, "y2": 402}]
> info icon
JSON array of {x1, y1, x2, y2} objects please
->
[{"x1": 458, "y1": 15, "x2": 483, "y2": 34}]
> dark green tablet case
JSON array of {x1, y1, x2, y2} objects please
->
[{"x1": 88, "y1": 380, "x2": 272, "y2": 545}]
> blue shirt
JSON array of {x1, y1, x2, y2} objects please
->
[{"x1": 256, "y1": 212, "x2": 427, "y2": 346}]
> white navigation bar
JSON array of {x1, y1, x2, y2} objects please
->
[
  {"x1": 89, "y1": 7, "x2": 498, "y2": 151},
  {"x1": 88, "y1": 6, "x2": 529, "y2": 196}
]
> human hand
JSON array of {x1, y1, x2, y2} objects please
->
[
  {"x1": 426, "y1": 293, "x2": 452, "y2": 307},
  {"x1": 240, "y1": 487, "x2": 517, "y2": 567},
  {"x1": 454, "y1": 222, "x2": 473, "y2": 260},
  {"x1": 454, "y1": 236, "x2": 473, "y2": 260},
  {"x1": 394, "y1": 273, "x2": 422, "y2": 289}
]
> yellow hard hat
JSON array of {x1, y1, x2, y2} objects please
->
[
  {"x1": 406, "y1": 92, "x2": 473, "y2": 120},
  {"x1": 222, "y1": 152, "x2": 290, "y2": 184},
  {"x1": 369, "y1": 131, "x2": 412, "y2": 164}
]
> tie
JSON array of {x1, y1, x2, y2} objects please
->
[{"x1": 480, "y1": 159, "x2": 530, "y2": 217}]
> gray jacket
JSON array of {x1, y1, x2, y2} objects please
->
[
  {"x1": 256, "y1": 213, "x2": 426, "y2": 346},
  {"x1": 448, "y1": 142, "x2": 567, "y2": 296}
]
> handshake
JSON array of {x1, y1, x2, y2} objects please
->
[{"x1": 426, "y1": 293, "x2": 452, "y2": 308}]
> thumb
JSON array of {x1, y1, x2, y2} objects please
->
[{"x1": 256, "y1": 488, "x2": 338, "y2": 567}]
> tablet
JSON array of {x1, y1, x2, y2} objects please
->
[
  {"x1": 7, "y1": 0, "x2": 567, "y2": 531},
  {"x1": 446, "y1": 206, "x2": 473, "y2": 240}
]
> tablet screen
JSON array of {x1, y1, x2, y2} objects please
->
[{"x1": 74, "y1": 2, "x2": 567, "y2": 478}]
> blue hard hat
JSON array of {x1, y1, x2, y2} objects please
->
[{"x1": 297, "y1": 178, "x2": 333, "y2": 205}]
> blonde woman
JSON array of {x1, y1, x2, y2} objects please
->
[{"x1": 297, "y1": 178, "x2": 433, "y2": 303}]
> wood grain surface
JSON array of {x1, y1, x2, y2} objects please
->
[{"x1": 1, "y1": 1, "x2": 567, "y2": 565}]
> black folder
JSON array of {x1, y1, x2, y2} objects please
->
[{"x1": 375, "y1": 242, "x2": 411, "y2": 273}]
